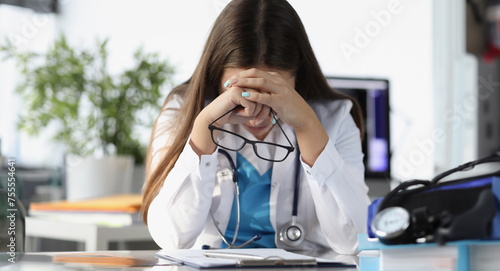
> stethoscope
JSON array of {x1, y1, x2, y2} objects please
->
[
  {"x1": 278, "y1": 148, "x2": 304, "y2": 247},
  {"x1": 209, "y1": 148, "x2": 305, "y2": 248}
]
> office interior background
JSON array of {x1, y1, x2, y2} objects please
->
[{"x1": 0, "y1": 0, "x2": 498, "y2": 250}]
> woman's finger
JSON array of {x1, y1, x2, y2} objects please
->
[
  {"x1": 240, "y1": 90, "x2": 272, "y2": 108},
  {"x1": 253, "y1": 105, "x2": 271, "y2": 125},
  {"x1": 230, "y1": 68, "x2": 293, "y2": 94}
]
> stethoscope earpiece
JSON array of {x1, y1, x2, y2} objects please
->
[{"x1": 201, "y1": 245, "x2": 211, "y2": 250}]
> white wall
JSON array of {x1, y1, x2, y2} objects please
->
[
  {"x1": 433, "y1": 0, "x2": 478, "y2": 177},
  {"x1": 0, "y1": 6, "x2": 59, "y2": 166},
  {"x1": 0, "y1": 0, "x2": 437, "y2": 181},
  {"x1": 290, "y1": 0, "x2": 433, "y2": 181}
]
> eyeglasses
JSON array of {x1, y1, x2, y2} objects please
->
[{"x1": 208, "y1": 106, "x2": 295, "y2": 162}]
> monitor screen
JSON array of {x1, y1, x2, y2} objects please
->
[{"x1": 326, "y1": 77, "x2": 391, "y2": 179}]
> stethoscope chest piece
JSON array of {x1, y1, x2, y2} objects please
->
[{"x1": 279, "y1": 216, "x2": 304, "y2": 247}]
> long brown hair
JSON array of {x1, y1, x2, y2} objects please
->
[{"x1": 141, "y1": 0, "x2": 363, "y2": 223}]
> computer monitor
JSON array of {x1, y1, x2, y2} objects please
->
[{"x1": 326, "y1": 77, "x2": 391, "y2": 180}]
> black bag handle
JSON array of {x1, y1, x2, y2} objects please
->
[
  {"x1": 378, "y1": 151, "x2": 500, "y2": 212},
  {"x1": 377, "y1": 179, "x2": 430, "y2": 211},
  {"x1": 431, "y1": 151, "x2": 500, "y2": 184}
]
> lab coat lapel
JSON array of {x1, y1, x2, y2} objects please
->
[
  {"x1": 269, "y1": 123, "x2": 297, "y2": 232},
  {"x1": 211, "y1": 149, "x2": 237, "y2": 236}
]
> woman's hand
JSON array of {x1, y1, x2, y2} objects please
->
[
  {"x1": 225, "y1": 68, "x2": 314, "y2": 132},
  {"x1": 226, "y1": 68, "x2": 329, "y2": 166},
  {"x1": 190, "y1": 77, "x2": 270, "y2": 157},
  {"x1": 202, "y1": 85, "x2": 269, "y2": 127}
]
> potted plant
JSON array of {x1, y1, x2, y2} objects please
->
[{"x1": 1, "y1": 35, "x2": 175, "y2": 200}]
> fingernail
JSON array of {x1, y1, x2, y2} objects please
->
[
  {"x1": 224, "y1": 79, "x2": 238, "y2": 88},
  {"x1": 271, "y1": 116, "x2": 277, "y2": 125},
  {"x1": 241, "y1": 92, "x2": 250, "y2": 97}
]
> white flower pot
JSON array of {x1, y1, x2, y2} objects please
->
[
  {"x1": 65, "y1": 155, "x2": 134, "y2": 201},
  {"x1": 131, "y1": 164, "x2": 146, "y2": 194}
]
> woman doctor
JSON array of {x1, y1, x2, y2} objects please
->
[{"x1": 142, "y1": 0, "x2": 370, "y2": 254}]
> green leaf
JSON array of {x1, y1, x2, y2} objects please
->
[{"x1": 0, "y1": 34, "x2": 176, "y2": 162}]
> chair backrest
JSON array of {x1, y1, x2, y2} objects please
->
[{"x1": 0, "y1": 189, "x2": 26, "y2": 252}]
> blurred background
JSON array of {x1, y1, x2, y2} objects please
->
[{"x1": 0, "y1": 0, "x2": 498, "y2": 251}]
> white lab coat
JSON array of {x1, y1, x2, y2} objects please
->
[{"x1": 147, "y1": 94, "x2": 370, "y2": 254}]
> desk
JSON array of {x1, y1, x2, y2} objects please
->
[
  {"x1": 1, "y1": 250, "x2": 362, "y2": 270},
  {"x1": 25, "y1": 216, "x2": 153, "y2": 251}
]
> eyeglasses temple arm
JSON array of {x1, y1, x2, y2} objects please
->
[
  {"x1": 272, "y1": 112, "x2": 295, "y2": 152},
  {"x1": 209, "y1": 105, "x2": 241, "y2": 127}
]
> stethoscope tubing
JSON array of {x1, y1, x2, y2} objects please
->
[
  {"x1": 214, "y1": 146, "x2": 302, "y2": 248},
  {"x1": 291, "y1": 145, "x2": 301, "y2": 218},
  {"x1": 216, "y1": 149, "x2": 241, "y2": 246}
]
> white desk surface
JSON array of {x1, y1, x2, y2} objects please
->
[
  {"x1": 25, "y1": 216, "x2": 152, "y2": 251},
  {"x1": 2, "y1": 250, "x2": 363, "y2": 271}
]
